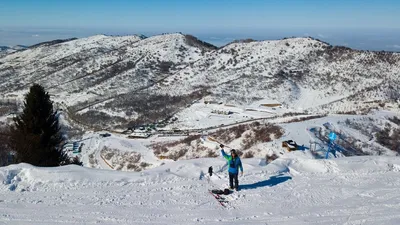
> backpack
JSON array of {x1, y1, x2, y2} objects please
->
[
  {"x1": 211, "y1": 189, "x2": 231, "y2": 195},
  {"x1": 211, "y1": 189, "x2": 224, "y2": 195}
]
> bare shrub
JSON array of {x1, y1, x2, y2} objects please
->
[
  {"x1": 100, "y1": 147, "x2": 115, "y2": 160},
  {"x1": 212, "y1": 124, "x2": 248, "y2": 143},
  {"x1": 153, "y1": 144, "x2": 167, "y2": 155},
  {"x1": 170, "y1": 148, "x2": 189, "y2": 161},
  {"x1": 233, "y1": 124, "x2": 247, "y2": 139},
  {"x1": 100, "y1": 147, "x2": 142, "y2": 170},
  {"x1": 153, "y1": 123, "x2": 282, "y2": 160},
  {"x1": 153, "y1": 135, "x2": 202, "y2": 158},
  {"x1": 389, "y1": 116, "x2": 400, "y2": 126},
  {"x1": 104, "y1": 152, "x2": 114, "y2": 160},
  {"x1": 114, "y1": 165, "x2": 123, "y2": 171},
  {"x1": 181, "y1": 135, "x2": 201, "y2": 145},
  {"x1": 282, "y1": 112, "x2": 307, "y2": 117},
  {"x1": 127, "y1": 164, "x2": 139, "y2": 171},
  {"x1": 206, "y1": 149, "x2": 218, "y2": 158},
  {"x1": 243, "y1": 151, "x2": 254, "y2": 158},
  {"x1": 101, "y1": 148, "x2": 115, "y2": 160},
  {"x1": 126, "y1": 153, "x2": 141, "y2": 164},
  {"x1": 283, "y1": 115, "x2": 327, "y2": 123},
  {"x1": 158, "y1": 61, "x2": 174, "y2": 74},
  {"x1": 376, "y1": 124, "x2": 400, "y2": 153},
  {"x1": 88, "y1": 153, "x2": 97, "y2": 166},
  {"x1": 337, "y1": 111, "x2": 358, "y2": 115},
  {"x1": 211, "y1": 123, "x2": 284, "y2": 150},
  {"x1": 140, "y1": 162, "x2": 151, "y2": 168},
  {"x1": 266, "y1": 153, "x2": 279, "y2": 163},
  {"x1": 241, "y1": 132, "x2": 256, "y2": 150},
  {"x1": 105, "y1": 89, "x2": 210, "y2": 126},
  {"x1": 74, "y1": 111, "x2": 127, "y2": 129}
]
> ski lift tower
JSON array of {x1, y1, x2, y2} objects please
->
[{"x1": 325, "y1": 132, "x2": 337, "y2": 159}]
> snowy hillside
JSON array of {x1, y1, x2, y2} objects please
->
[
  {"x1": 159, "y1": 38, "x2": 400, "y2": 112},
  {"x1": 2, "y1": 154, "x2": 400, "y2": 224},
  {"x1": 1, "y1": 34, "x2": 399, "y2": 129}
]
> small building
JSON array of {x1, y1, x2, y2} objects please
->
[
  {"x1": 224, "y1": 104, "x2": 237, "y2": 107},
  {"x1": 100, "y1": 133, "x2": 111, "y2": 137},
  {"x1": 259, "y1": 100, "x2": 282, "y2": 107},
  {"x1": 204, "y1": 97, "x2": 222, "y2": 105},
  {"x1": 128, "y1": 132, "x2": 151, "y2": 139},
  {"x1": 156, "y1": 123, "x2": 166, "y2": 128},
  {"x1": 282, "y1": 140, "x2": 298, "y2": 151},
  {"x1": 122, "y1": 129, "x2": 133, "y2": 134}
]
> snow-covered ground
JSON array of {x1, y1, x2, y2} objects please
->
[
  {"x1": 168, "y1": 102, "x2": 280, "y2": 130},
  {"x1": 2, "y1": 153, "x2": 400, "y2": 224}
]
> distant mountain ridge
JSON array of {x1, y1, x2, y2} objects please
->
[
  {"x1": 29, "y1": 38, "x2": 78, "y2": 48},
  {"x1": 0, "y1": 33, "x2": 399, "y2": 128},
  {"x1": 0, "y1": 45, "x2": 28, "y2": 56}
]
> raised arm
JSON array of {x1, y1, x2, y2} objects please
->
[{"x1": 220, "y1": 144, "x2": 229, "y2": 161}]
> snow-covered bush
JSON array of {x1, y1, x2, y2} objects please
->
[{"x1": 266, "y1": 153, "x2": 279, "y2": 163}]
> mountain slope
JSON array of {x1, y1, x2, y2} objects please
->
[
  {"x1": 1, "y1": 34, "x2": 399, "y2": 129},
  {"x1": 159, "y1": 38, "x2": 400, "y2": 111}
]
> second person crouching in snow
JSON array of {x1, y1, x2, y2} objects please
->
[{"x1": 220, "y1": 144, "x2": 243, "y2": 191}]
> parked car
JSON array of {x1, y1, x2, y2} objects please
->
[
  {"x1": 282, "y1": 140, "x2": 298, "y2": 151},
  {"x1": 100, "y1": 133, "x2": 111, "y2": 137}
]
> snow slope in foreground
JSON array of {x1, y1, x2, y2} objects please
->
[{"x1": 1, "y1": 153, "x2": 400, "y2": 225}]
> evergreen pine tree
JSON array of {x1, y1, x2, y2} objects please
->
[{"x1": 10, "y1": 84, "x2": 69, "y2": 166}]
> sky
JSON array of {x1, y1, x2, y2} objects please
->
[{"x1": 1, "y1": 0, "x2": 400, "y2": 51}]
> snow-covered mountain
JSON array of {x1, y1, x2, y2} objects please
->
[
  {"x1": 1, "y1": 33, "x2": 399, "y2": 128},
  {"x1": 161, "y1": 38, "x2": 400, "y2": 111},
  {"x1": 0, "y1": 45, "x2": 27, "y2": 57}
]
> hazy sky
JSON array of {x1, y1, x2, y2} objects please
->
[{"x1": 1, "y1": 0, "x2": 400, "y2": 51}]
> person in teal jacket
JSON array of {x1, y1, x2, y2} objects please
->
[{"x1": 220, "y1": 144, "x2": 243, "y2": 191}]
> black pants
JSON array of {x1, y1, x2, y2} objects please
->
[{"x1": 229, "y1": 172, "x2": 239, "y2": 188}]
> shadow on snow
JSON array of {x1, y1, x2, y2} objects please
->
[{"x1": 240, "y1": 175, "x2": 292, "y2": 190}]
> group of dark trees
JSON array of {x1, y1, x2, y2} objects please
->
[
  {"x1": 376, "y1": 122, "x2": 400, "y2": 153},
  {"x1": 0, "y1": 84, "x2": 81, "y2": 167}
]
